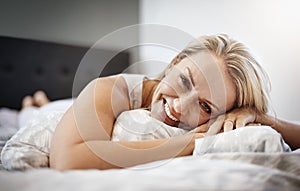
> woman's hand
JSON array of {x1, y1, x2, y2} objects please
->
[
  {"x1": 204, "y1": 107, "x2": 258, "y2": 136},
  {"x1": 194, "y1": 107, "x2": 300, "y2": 150}
]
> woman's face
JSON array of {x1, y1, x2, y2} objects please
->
[{"x1": 151, "y1": 51, "x2": 236, "y2": 130}]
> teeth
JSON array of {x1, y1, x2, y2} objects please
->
[{"x1": 164, "y1": 102, "x2": 179, "y2": 122}]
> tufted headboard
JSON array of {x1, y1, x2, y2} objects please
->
[{"x1": 0, "y1": 36, "x2": 130, "y2": 109}]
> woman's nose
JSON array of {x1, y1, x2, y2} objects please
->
[
  {"x1": 173, "y1": 98, "x2": 181, "y2": 113},
  {"x1": 173, "y1": 92, "x2": 198, "y2": 114}
]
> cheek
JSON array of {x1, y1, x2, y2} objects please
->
[
  {"x1": 198, "y1": 114, "x2": 209, "y2": 124},
  {"x1": 157, "y1": 79, "x2": 179, "y2": 97},
  {"x1": 179, "y1": 114, "x2": 209, "y2": 130},
  {"x1": 195, "y1": 112, "x2": 211, "y2": 127},
  {"x1": 181, "y1": 107, "x2": 210, "y2": 129}
]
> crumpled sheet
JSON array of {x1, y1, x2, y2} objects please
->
[
  {"x1": 0, "y1": 109, "x2": 292, "y2": 171},
  {"x1": 0, "y1": 108, "x2": 19, "y2": 155},
  {"x1": 0, "y1": 153, "x2": 299, "y2": 191},
  {"x1": 0, "y1": 109, "x2": 299, "y2": 190},
  {"x1": 1, "y1": 110, "x2": 64, "y2": 170},
  {"x1": 1, "y1": 109, "x2": 188, "y2": 170}
]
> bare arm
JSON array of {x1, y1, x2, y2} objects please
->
[
  {"x1": 50, "y1": 75, "x2": 202, "y2": 170},
  {"x1": 256, "y1": 114, "x2": 300, "y2": 150},
  {"x1": 52, "y1": 131, "x2": 199, "y2": 170},
  {"x1": 205, "y1": 107, "x2": 300, "y2": 150}
]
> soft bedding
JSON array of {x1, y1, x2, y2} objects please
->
[
  {"x1": 1, "y1": 111, "x2": 64, "y2": 170},
  {"x1": 0, "y1": 109, "x2": 291, "y2": 170},
  {"x1": 0, "y1": 108, "x2": 18, "y2": 150},
  {"x1": 0, "y1": 153, "x2": 299, "y2": 191},
  {"x1": 193, "y1": 125, "x2": 291, "y2": 155},
  {"x1": 0, "y1": 109, "x2": 299, "y2": 190}
]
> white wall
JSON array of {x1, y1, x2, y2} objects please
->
[{"x1": 140, "y1": 0, "x2": 300, "y2": 121}]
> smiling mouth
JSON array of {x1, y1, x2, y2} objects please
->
[{"x1": 163, "y1": 98, "x2": 180, "y2": 126}]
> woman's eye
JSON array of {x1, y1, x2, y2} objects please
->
[
  {"x1": 180, "y1": 74, "x2": 191, "y2": 89},
  {"x1": 200, "y1": 102, "x2": 212, "y2": 114}
]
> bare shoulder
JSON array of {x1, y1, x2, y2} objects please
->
[
  {"x1": 75, "y1": 74, "x2": 131, "y2": 135},
  {"x1": 76, "y1": 75, "x2": 129, "y2": 109},
  {"x1": 50, "y1": 75, "x2": 132, "y2": 168},
  {"x1": 93, "y1": 75, "x2": 129, "y2": 96},
  {"x1": 51, "y1": 75, "x2": 130, "y2": 150}
]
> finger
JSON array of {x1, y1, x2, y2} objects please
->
[
  {"x1": 206, "y1": 115, "x2": 224, "y2": 136},
  {"x1": 235, "y1": 119, "x2": 246, "y2": 128},
  {"x1": 246, "y1": 123, "x2": 261, "y2": 126},
  {"x1": 195, "y1": 133, "x2": 205, "y2": 139},
  {"x1": 236, "y1": 115, "x2": 255, "y2": 128},
  {"x1": 224, "y1": 120, "x2": 234, "y2": 132}
]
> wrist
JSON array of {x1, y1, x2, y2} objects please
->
[
  {"x1": 257, "y1": 114, "x2": 281, "y2": 132},
  {"x1": 177, "y1": 134, "x2": 196, "y2": 156}
]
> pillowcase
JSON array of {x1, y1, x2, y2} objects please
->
[
  {"x1": 193, "y1": 126, "x2": 291, "y2": 156},
  {"x1": 112, "y1": 109, "x2": 188, "y2": 141},
  {"x1": 1, "y1": 108, "x2": 291, "y2": 171}
]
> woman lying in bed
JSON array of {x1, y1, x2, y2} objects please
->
[
  {"x1": 47, "y1": 34, "x2": 300, "y2": 170},
  {"x1": 2, "y1": 34, "x2": 299, "y2": 171}
]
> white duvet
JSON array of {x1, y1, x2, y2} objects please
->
[
  {"x1": 0, "y1": 109, "x2": 292, "y2": 170},
  {"x1": 0, "y1": 109, "x2": 299, "y2": 190},
  {"x1": 0, "y1": 153, "x2": 300, "y2": 191}
]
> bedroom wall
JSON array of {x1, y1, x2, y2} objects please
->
[
  {"x1": 1, "y1": 0, "x2": 299, "y2": 121},
  {"x1": 0, "y1": 0, "x2": 140, "y2": 81},
  {"x1": 139, "y1": 0, "x2": 300, "y2": 121},
  {"x1": 0, "y1": 0, "x2": 139, "y2": 48},
  {"x1": 0, "y1": 0, "x2": 140, "y2": 102}
]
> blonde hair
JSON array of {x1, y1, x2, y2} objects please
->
[{"x1": 158, "y1": 34, "x2": 270, "y2": 114}]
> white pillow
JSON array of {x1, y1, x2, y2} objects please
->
[
  {"x1": 1, "y1": 109, "x2": 291, "y2": 171},
  {"x1": 112, "y1": 109, "x2": 188, "y2": 141},
  {"x1": 193, "y1": 126, "x2": 291, "y2": 156}
]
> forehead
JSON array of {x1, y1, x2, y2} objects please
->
[
  {"x1": 176, "y1": 51, "x2": 236, "y2": 112},
  {"x1": 180, "y1": 51, "x2": 220, "y2": 76},
  {"x1": 176, "y1": 51, "x2": 224, "y2": 83}
]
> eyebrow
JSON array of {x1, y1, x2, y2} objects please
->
[
  {"x1": 186, "y1": 67, "x2": 195, "y2": 86},
  {"x1": 186, "y1": 67, "x2": 220, "y2": 112}
]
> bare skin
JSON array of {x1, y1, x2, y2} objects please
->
[
  {"x1": 49, "y1": 76, "x2": 205, "y2": 170},
  {"x1": 49, "y1": 50, "x2": 237, "y2": 170},
  {"x1": 206, "y1": 107, "x2": 300, "y2": 150},
  {"x1": 23, "y1": 86, "x2": 299, "y2": 172},
  {"x1": 49, "y1": 51, "x2": 300, "y2": 170}
]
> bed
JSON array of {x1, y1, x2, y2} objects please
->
[
  {"x1": 0, "y1": 36, "x2": 130, "y2": 109},
  {"x1": 0, "y1": 36, "x2": 299, "y2": 191}
]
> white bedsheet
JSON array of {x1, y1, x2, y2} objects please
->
[
  {"x1": 0, "y1": 153, "x2": 299, "y2": 191},
  {"x1": 0, "y1": 109, "x2": 293, "y2": 171},
  {"x1": 0, "y1": 109, "x2": 299, "y2": 190}
]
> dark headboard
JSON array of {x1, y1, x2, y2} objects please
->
[{"x1": 0, "y1": 36, "x2": 130, "y2": 109}]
